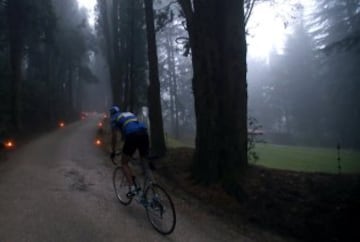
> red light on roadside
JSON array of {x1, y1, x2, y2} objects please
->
[
  {"x1": 95, "y1": 139, "x2": 102, "y2": 146},
  {"x1": 59, "y1": 122, "x2": 65, "y2": 128},
  {"x1": 98, "y1": 122, "x2": 103, "y2": 127},
  {"x1": 3, "y1": 140, "x2": 15, "y2": 149}
]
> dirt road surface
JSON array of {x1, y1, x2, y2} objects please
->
[{"x1": 0, "y1": 116, "x2": 253, "y2": 242}]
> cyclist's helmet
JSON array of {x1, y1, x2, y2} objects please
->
[{"x1": 109, "y1": 105, "x2": 121, "y2": 116}]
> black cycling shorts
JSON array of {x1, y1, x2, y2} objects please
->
[{"x1": 122, "y1": 130, "x2": 149, "y2": 157}]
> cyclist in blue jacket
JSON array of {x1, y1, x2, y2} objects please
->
[{"x1": 109, "y1": 105, "x2": 149, "y2": 197}]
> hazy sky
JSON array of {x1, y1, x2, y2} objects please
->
[
  {"x1": 247, "y1": 1, "x2": 291, "y2": 61},
  {"x1": 77, "y1": 0, "x2": 96, "y2": 26},
  {"x1": 247, "y1": 0, "x2": 314, "y2": 61}
]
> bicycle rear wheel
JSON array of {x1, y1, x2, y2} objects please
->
[
  {"x1": 145, "y1": 184, "x2": 176, "y2": 235},
  {"x1": 113, "y1": 167, "x2": 133, "y2": 205}
]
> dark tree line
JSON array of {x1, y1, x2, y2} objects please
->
[
  {"x1": 96, "y1": 0, "x2": 166, "y2": 155},
  {"x1": 96, "y1": 0, "x2": 250, "y2": 185},
  {"x1": 96, "y1": 0, "x2": 148, "y2": 112},
  {"x1": 0, "y1": 0, "x2": 265, "y2": 187},
  {"x1": 0, "y1": 0, "x2": 96, "y2": 137}
]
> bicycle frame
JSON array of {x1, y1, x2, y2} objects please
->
[
  {"x1": 112, "y1": 154, "x2": 176, "y2": 234},
  {"x1": 132, "y1": 158, "x2": 156, "y2": 205},
  {"x1": 113, "y1": 152, "x2": 155, "y2": 189}
]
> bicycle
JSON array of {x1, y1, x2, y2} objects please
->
[{"x1": 111, "y1": 153, "x2": 176, "y2": 235}]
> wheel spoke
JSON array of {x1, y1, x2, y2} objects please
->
[{"x1": 145, "y1": 184, "x2": 176, "y2": 234}]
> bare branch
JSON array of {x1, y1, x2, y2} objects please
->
[{"x1": 245, "y1": 0, "x2": 257, "y2": 27}]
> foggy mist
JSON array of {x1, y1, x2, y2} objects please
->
[
  {"x1": 1, "y1": 1, "x2": 359, "y2": 241},
  {"x1": 1, "y1": 0, "x2": 358, "y2": 149},
  {"x1": 248, "y1": 0, "x2": 360, "y2": 149}
]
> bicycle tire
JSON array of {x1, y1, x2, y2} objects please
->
[
  {"x1": 144, "y1": 184, "x2": 176, "y2": 235},
  {"x1": 112, "y1": 167, "x2": 133, "y2": 205}
]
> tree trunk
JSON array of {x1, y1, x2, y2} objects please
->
[
  {"x1": 99, "y1": 0, "x2": 121, "y2": 105},
  {"x1": 166, "y1": 29, "x2": 180, "y2": 138},
  {"x1": 111, "y1": 0, "x2": 123, "y2": 105},
  {"x1": 179, "y1": 0, "x2": 248, "y2": 184},
  {"x1": 165, "y1": 31, "x2": 175, "y2": 135},
  {"x1": 129, "y1": 63, "x2": 135, "y2": 112},
  {"x1": 122, "y1": 59, "x2": 130, "y2": 110},
  {"x1": 144, "y1": 0, "x2": 166, "y2": 156},
  {"x1": 169, "y1": 31, "x2": 180, "y2": 138},
  {"x1": 123, "y1": 0, "x2": 134, "y2": 112},
  {"x1": 8, "y1": 0, "x2": 24, "y2": 132},
  {"x1": 46, "y1": 48, "x2": 56, "y2": 124},
  {"x1": 128, "y1": 0, "x2": 136, "y2": 112}
]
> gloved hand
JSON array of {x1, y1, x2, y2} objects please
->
[{"x1": 110, "y1": 151, "x2": 116, "y2": 159}]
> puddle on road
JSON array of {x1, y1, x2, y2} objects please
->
[{"x1": 64, "y1": 169, "x2": 94, "y2": 192}]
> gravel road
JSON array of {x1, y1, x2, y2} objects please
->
[{"x1": 0, "y1": 116, "x2": 252, "y2": 242}]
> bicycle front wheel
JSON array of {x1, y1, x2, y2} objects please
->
[
  {"x1": 145, "y1": 184, "x2": 176, "y2": 235},
  {"x1": 113, "y1": 167, "x2": 132, "y2": 205}
]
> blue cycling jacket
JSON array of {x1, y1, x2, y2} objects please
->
[{"x1": 110, "y1": 112, "x2": 147, "y2": 136}]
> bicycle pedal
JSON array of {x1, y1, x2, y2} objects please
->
[
  {"x1": 127, "y1": 187, "x2": 141, "y2": 198},
  {"x1": 126, "y1": 191, "x2": 137, "y2": 198}
]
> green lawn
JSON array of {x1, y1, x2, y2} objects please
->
[
  {"x1": 166, "y1": 137, "x2": 194, "y2": 148},
  {"x1": 255, "y1": 143, "x2": 360, "y2": 174},
  {"x1": 166, "y1": 137, "x2": 360, "y2": 174}
]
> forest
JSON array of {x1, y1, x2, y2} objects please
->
[
  {"x1": 1, "y1": 0, "x2": 359, "y2": 178},
  {"x1": 0, "y1": 0, "x2": 359, "y2": 241}
]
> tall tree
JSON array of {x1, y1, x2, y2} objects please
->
[
  {"x1": 0, "y1": 0, "x2": 95, "y2": 135},
  {"x1": 96, "y1": 0, "x2": 122, "y2": 105},
  {"x1": 144, "y1": 0, "x2": 167, "y2": 155},
  {"x1": 96, "y1": 0, "x2": 147, "y2": 111},
  {"x1": 309, "y1": 0, "x2": 360, "y2": 148},
  {"x1": 6, "y1": 0, "x2": 56, "y2": 131},
  {"x1": 262, "y1": 18, "x2": 323, "y2": 145},
  {"x1": 165, "y1": 27, "x2": 180, "y2": 138},
  {"x1": 7, "y1": 0, "x2": 25, "y2": 131},
  {"x1": 177, "y1": 0, "x2": 248, "y2": 184},
  {"x1": 157, "y1": 20, "x2": 195, "y2": 139}
]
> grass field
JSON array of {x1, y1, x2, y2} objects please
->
[
  {"x1": 166, "y1": 137, "x2": 194, "y2": 148},
  {"x1": 166, "y1": 138, "x2": 360, "y2": 174},
  {"x1": 255, "y1": 143, "x2": 360, "y2": 174}
]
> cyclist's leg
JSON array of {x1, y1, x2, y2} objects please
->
[
  {"x1": 138, "y1": 130, "x2": 150, "y2": 159},
  {"x1": 122, "y1": 134, "x2": 137, "y2": 186},
  {"x1": 121, "y1": 154, "x2": 135, "y2": 185},
  {"x1": 137, "y1": 131, "x2": 152, "y2": 179}
]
